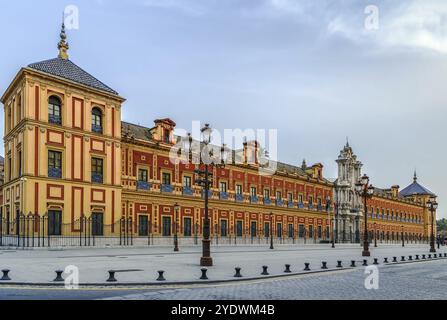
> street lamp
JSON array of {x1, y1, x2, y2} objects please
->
[
  {"x1": 269, "y1": 212, "x2": 274, "y2": 250},
  {"x1": 426, "y1": 197, "x2": 438, "y2": 253},
  {"x1": 355, "y1": 174, "x2": 374, "y2": 257},
  {"x1": 174, "y1": 203, "x2": 180, "y2": 252},
  {"x1": 374, "y1": 222, "x2": 377, "y2": 248},
  {"x1": 401, "y1": 225, "x2": 404, "y2": 248},
  {"x1": 189, "y1": 124, "x2": 228, "y2": 266},
  {"x1": 326, "y1": 196, "x2": 334, "y2": 248}
]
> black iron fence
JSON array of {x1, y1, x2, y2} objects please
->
[{"x1": 0, "y1": 213, "x2": 430, "y2": 248}]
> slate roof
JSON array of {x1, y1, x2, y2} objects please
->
[
  {"x1": 28, "y1": 58, "x2": 118, "y2": 95},
  {"x1": 399, "y1": 181, "x2": 436, "y2": 197}
]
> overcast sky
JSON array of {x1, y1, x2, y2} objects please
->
[{"x1": 0, "y1": 0, "x2": 445, "y2": 216}]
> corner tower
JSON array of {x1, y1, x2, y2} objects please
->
[{"x1": 0, "y1": 23, "x2": 125, "y2": 236}]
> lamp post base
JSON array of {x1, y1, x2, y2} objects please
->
[
  {"x1": 362, "y1": 250, "x2": 371, "y2": 257},
  {"x1": 200, "y1": 256, "x2": 213, "y2": 266},
  {"x1": 430, "y1": 247, "x2": 436, "y2": 253}
]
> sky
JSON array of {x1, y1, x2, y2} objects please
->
[{"x1": 0, "y1": 0, "x2": 446, "y2": 216}]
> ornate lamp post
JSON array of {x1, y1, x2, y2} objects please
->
[
  {"x1": 187, "y1": 124, "x2": 227, "y2": 267},
  {"x1": 326, "y1": 196, "x2": 335, "y2": 248},
  {"x1": 401, "y1": 225, "x2": 404, "y2": 247},
  {"x1": 355, "y1": 174, "x2": 375, "y2": 257},
  {"x1": 173, "y1": 203, "x2": 179, "y2": 252},
  {"x1": 374, "y1": 222, "x2": 377, "y2": 248},
  {"x1": 269, "y1": 212, "x2": 274, "y2": 250},
  {"x1": 426, "y1": 197, "x2": 438, "y2": 253}
]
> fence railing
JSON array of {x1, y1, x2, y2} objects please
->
[{"x1": 0, "y1": 213, "x2": 431, "y2": 248}]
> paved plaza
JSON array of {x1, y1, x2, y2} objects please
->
[{"x1": 0, "y1": 243, "x2": 442, "y2": 285}]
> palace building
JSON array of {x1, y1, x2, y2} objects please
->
[{"x1": 0, "y1": 25, "x2": 437, "y2": 245}]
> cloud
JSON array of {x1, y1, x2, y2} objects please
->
[
  {"x1": 142, "y1": 0, "x2": 206, "y2": 15},
  {"x1": 327, "y1": 0, "x2": 447, "y2": 54}
]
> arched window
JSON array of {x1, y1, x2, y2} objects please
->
[
  {"x1": 48, "y1": 96, "x2": 62, "y2": 125},
  {"x1": 91, "y1": 107, "x2": 103, "y2": 133}
]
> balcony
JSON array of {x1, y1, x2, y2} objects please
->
[
  {"x1": 91, "y1": 173, "x2": 103, "y2": 183},
  {"x1": 92, "y1": 124, "x2": 103, "y2": 134},
  {"x1": 317, "y1": 204, "x2": 323, "y2": 211},
  {"x1": 235, "y1": 194, "x2": 244, "y2": 202},
  {"x1": 288, "y1": 201, "x2": 294, "y2": 208},
  {"x1": 137, "y1": 181, "x2": 150, "y2": 190},
  {"x1": 48, "y1": 115, "x2": 62, "y2": 125},
  {"x1": 48, "y1": 167, "x2": 62, "y2": 179},
  {"x1": 250, "y1": 196, "x2": 258, "y2": 204},
  {"x1": 183, "y1": 186, "x2": 194, "y2": 196},
  {"x1": 161, "y1": 184, "x2": 173, "y2": 193},
  {"x1": 263, "y1": 198, "x2": 271, "y2": 205},
  {"x1": 201, "y1": 190, "x2": 213, "y2": 198},
  {"x1": 219, "y1": 192, "x2": 229, "y2": 200},
  {"x1": 308, "y1": 203, "x2": 314, "y2": 210},
  {"x1": 276, "y1": 199, "x2": 283, "y2": 207},
  {"x1": 298, "y1": 202, "x2": 304, "y2": 209}
]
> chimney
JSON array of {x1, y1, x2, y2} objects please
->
[{"x1": 391, "y1": 185, "x2": 400, "y2": 198}]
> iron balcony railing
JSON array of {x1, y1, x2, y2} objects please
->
[
  {"x1": 182, "y1": 186, "x2": 194, "y2": 196},
  {"x1": 276, "y1": 199, "x2": 283, "y2": 206},
  {"x1": 161, "y1": 184, "x2": 173, "y2": 193},
  {"x1": 137, "y1": 181, "x2": 150, "y2": 190},
  {"x1": 92, "y1": 124, "x2": 103, "y2": 134},
  {"x1": 91, "y1": 173, "x2": 103, "y2": 183},
  {"x1": 250, "y1": 196, "x2": 258, "y2": 204},
  {"x1": 48, "y1": 115, "x2": 62, "y2": 125},
  {"x1": 48, "y1": 167, "x2": 62, "y2": 179},
  {"x1": 264, "y1": 198, "x2": 271, "y2": 205},
  {"x1": 219, "y1": 192, "x2": 228, "y2": 200},
  {"x1": 235, "y1": 194, "x2": 244, "y2": 202}
]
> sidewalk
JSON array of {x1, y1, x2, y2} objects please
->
[{"x1": 0, "y1": 244, "x2": 443, "y2": 285}]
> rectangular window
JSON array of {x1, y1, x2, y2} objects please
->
[
  {"x1": 288, "y1": 193, "x2": 293, "y2": 202},
  {"x1": 236, "y1": 184, "x2": 242, "y2": 195},
  {"x1": 308, "y1": 225, "x2": 314, "y2": 238},
  {"x1": 48, "y1": 150, "x2": 62, "y2": 178},
  {"x1": 236, "y1": 220, "x2": 243, "y2": 237},
  {"x1": 309, "y1": 196, "x2": 313, "y2": 204},
  {"x1": 250, "y1": 186, "x2": 257, "y2": 197},
  {"x1": 263, "y1": 189, "x2": 270, "y2": 199},
  {"x1": 276, "y1": 223, "x2": 282, "y2": 238},
  {"x1": 276, "y1": 191, "x2": 282, "y2": 200},
  {"x1": 138, "y1": 215, "x2": 148, "y2": 236},
  {"x1": 220, "y1": 181, "x2": 227, "y2": 193},
  {"x1": 183, "y1": 175, "x2": 192, "y2": 187},
  {"x1": 251, "y1": 221, "x2": 257, "y2": 237},
  {"x1": 317, "y1": 225, "x2": 322, "y2": 238},
  {"x1": 183, "y1": 217, "x2": 192, "y2": 237},
  {"x1": 288, "y1": 224, "x2": 294, "y2": 238},
  {"x1": 264, "y1": 222, "x2": 270, "y2": 237},
  {"x1": 298, "y1": 194, "x2": 303, "y2": 203},
  {"x1": 162, "y1": 216, "x2": 171, "y2": 236},
  {"x1": 91, "y1": 213, "x2": 104, "y2": 236},
  {"x1": 48, "y1": 210, "x2": 62, "y2": 236},
  {"x1": 8, "y1": 157, "x2": 11, "y2": 181},
  {"x1": 220, "y1": 220, "x2": 228, "y2": 237},
  {"x1": 299, "y1": 224, "x2": 305, "y2": 238},
  {"x1": 138, "y1": 169, "x2": 148, "y2": 182},
  {"x1": 162, "y1": 172, "x2": 171, "y2": 185},
  {"x1": 91, "y1": 157, "x2": 103, "y2": 183},
  {"x1": 18, "y1": 151, "x2": 22, "y2": 177}
]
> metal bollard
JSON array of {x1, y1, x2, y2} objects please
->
[
  {"x1": 444, "y1": 253, "x2": 447, "y2": 258},
  {"x1": 284, "y1": 264, "x2": 291, "y2": 273},
  {"x1": 261, "y1": 266, "x2": 269, "y2": 275},
  {"x1": 384, "y1": 258, "x2": 389, "y2": 263},
  {"x1": 401, "y1": 256, "x2": 405, "y2": 262},
  {"x1": 415, "y1": 255, "x2": 420, "y2": 260},
  {"x1": 393, "y1": 257, "x2": 397, "y2": 262},
  {"x1": 350, "y1": 260, "x2": 356, "y2": 267},
  {"x1": 408, "y1": 256, "x2": 413, "y2": 261},
  {"x1": 304, "y1": 263, "x2": 311, "y2": 271},
  {"x1": 434, "y1": 254, "x2": 437, "y2": 258},
  {"x1": 54, "y1": 270, "x2": 64, "y2": 282},
  {"x1": 337, "y1": 261, "x2": 343, "y2": 268},
  {"x1": 234, "y1": 267, "x2": 242, "y2": 278},
  {"x1": 373, "y1": 258, "x2": 379, "y2": 265},
  {"x1": 157, "y1": 270, "x2": 166, "y2": 281},
  {"x1": 321, "y1": 261, "x2": 328, "y2": 270},
  {"x1": 428, "y1": 254, "x2": 432, "y2": 259},
  {"x1": 107, "y1": 270, "x2": 117, "y2": 282},
  {"x1": 362, "y1": 260, "x2": 368, "y2": 266},
  {"x1": 422, "y1": 254, "x2": 426, "y2": 259},
  {"x1": 1, "y1": 269, "x2": 11, "y2": 281},
  {"x1": 200, "y1": 268, "x2": 208, "y2": 280}
]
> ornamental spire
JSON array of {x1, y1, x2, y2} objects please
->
[
  {"x1": 58, "y1": 16, "x2": 69, "y2": 60},
  {"x1": 413, "y1": 170, "x2": 418, "y2": 183}
]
